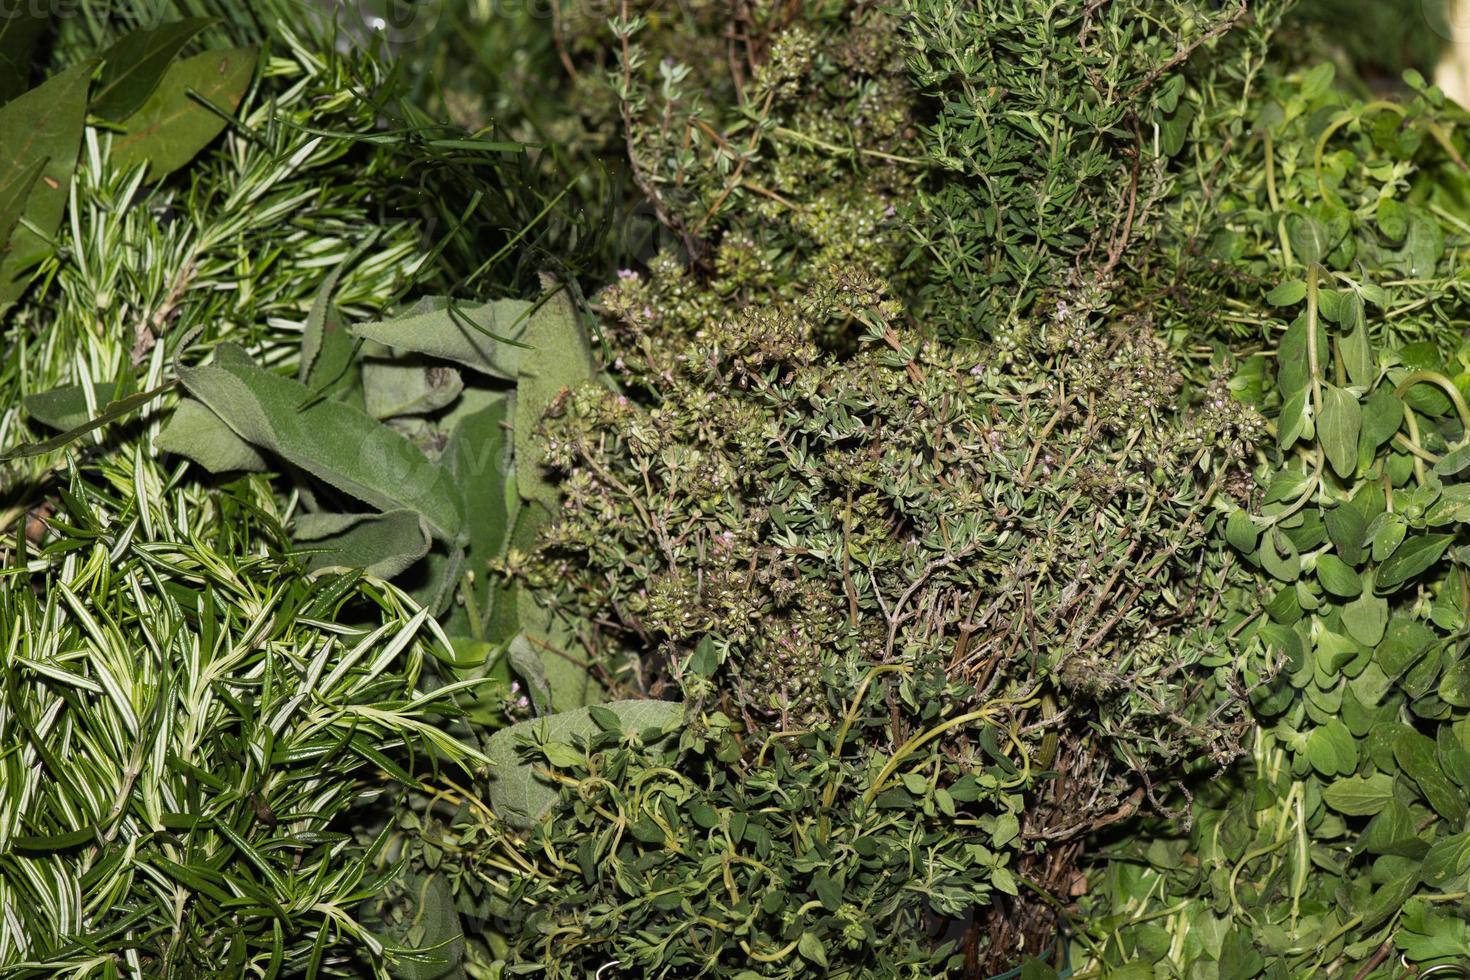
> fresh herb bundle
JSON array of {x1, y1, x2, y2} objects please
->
[
  {"x1": 0, "y1": 5, "x2": 566, "y2": 975},
  {"x1": 0, "y1": 459, "x2": 484, "y2": 975},
  {"x1": 1081, "y1": 61, "x2": 1470, "y2": 977}
]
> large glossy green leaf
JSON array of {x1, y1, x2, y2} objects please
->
[
  {"x1": 110, "y1": 46, "x2": 255, "y2": 180},
  {"x1": 0, "y1": 9, "x2": 47, "y2": 106},
  {"x1": 350, "y1": 297, "x2": 530, "y2": 380},
  {"x1": 91, "y1": 18, "x2": 216, "y2": 121},
  {"x1": 0, "y1": 155, "x2": 42, "y2": 257},
  {"x1": 177, "y1": 343, "x2": 465, "y2": 542},
  {"x1": 0, "y1": 59, "x2": 92, "y2": 313},
  {"x1": 485, "y1": 700, "x2": 683, "y2": 829}
]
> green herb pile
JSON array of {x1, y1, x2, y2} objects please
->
[{"x1": 8, "y1": 0, "x2": 1470, "y2": 977}]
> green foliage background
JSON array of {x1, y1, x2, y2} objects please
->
[{"x1": 8, "y1": 0, "x2": 1470, "y2": 977}]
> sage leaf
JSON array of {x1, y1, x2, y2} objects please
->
[
  {"x1": 362, "y1": 360, "x2": 464, "y2": 419},
  {"x1": 485, "y1": 700, "x2": 683, "y2": 828},
  {"x1": 176, "y1": 343, "x2": 465, "y2": 542},
  {"x1": 23, "y1": 382, "x2": 118, "y2": 431},
  {"x1": 510, "y1": 601, "x2": 601, "y2": 712},
  {"x1": 406, "y1": 542, "x2": 465, "y2": 620},
  {"x1": 363, "y1": 872, "x2": 467, "y2": 980},
  {"x1": 0, "y1": 382, "x2": 171, "y2": 461},
  {"x1": 110, "y1": 46, "x2": 256, "y2": 181},
  {"x1": 91, "y1": 18, "x2": 216, "y2": 121},
  {"x1": 299, "y1": 234, "x2": 377, "y2": 386},
  {"x1": 483, "y1": 506, "x2": 602, "y2": 707},
  {"x1": 444, "y1": 395, "x2": 515, "y2": 638},
  {"x1": 504, "y1": 633, "x2": 551, "y2": 715},
  {"x1": 292, "y1": 510, "x2": 432, "y2": 580},
  {"x1": 350, "y1": 297, "x2": 531, "y2": 380},
  {"x1": 154, "y1": 398, "x2": 267, "y2": 473},
  {"x1": 515, "y1": 290, "x2": 595, "y2": 512}
]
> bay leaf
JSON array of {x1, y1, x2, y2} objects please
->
[
  {"x1": 91, "y1": 17, "x2": 216, "y2": 121},
  {"x1": 0, "y1": 59, "x2": 92, "y2": 312},
  {"x1": 110, "y1": 46, "x2": 255, "y2": 180}
]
